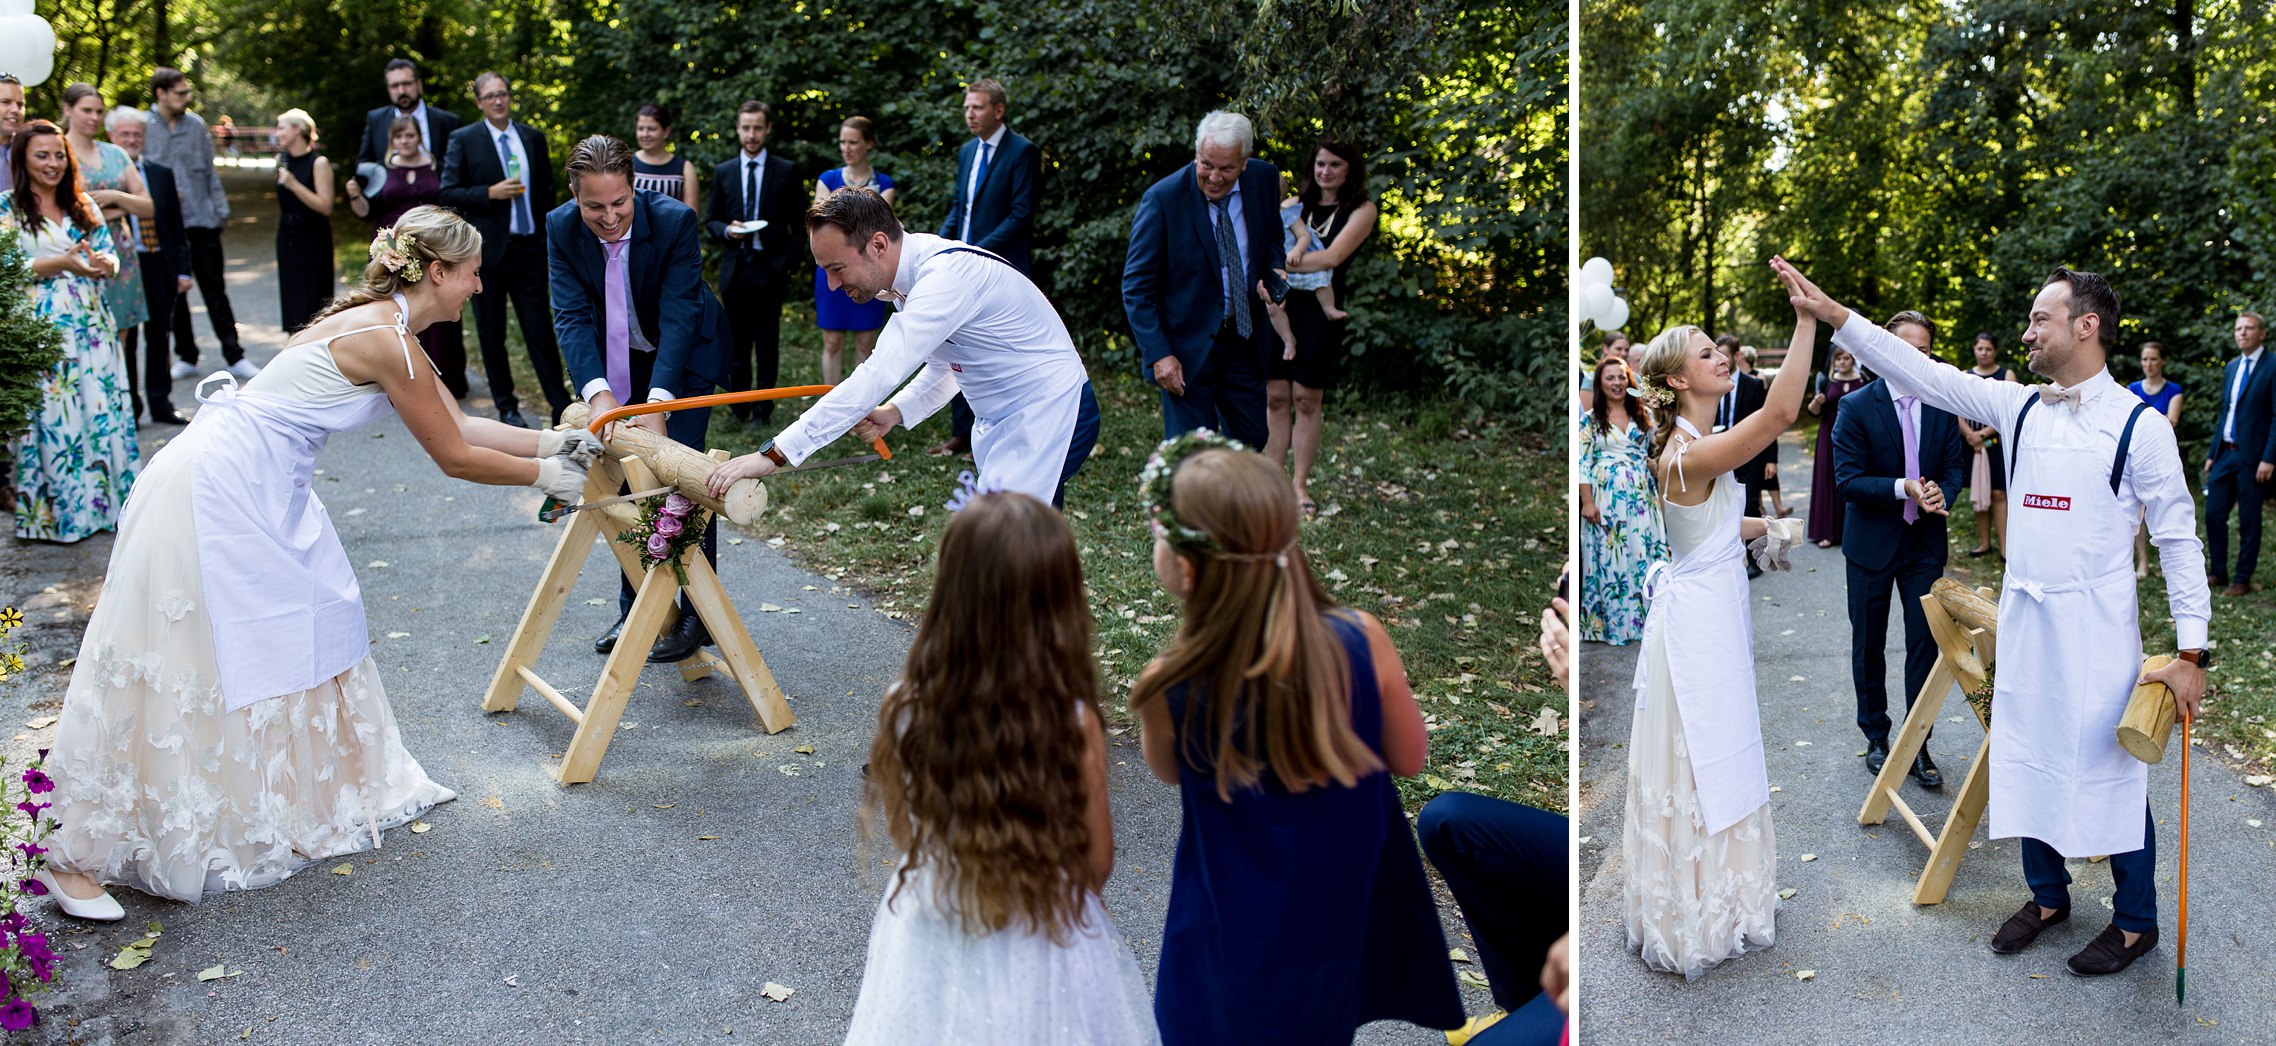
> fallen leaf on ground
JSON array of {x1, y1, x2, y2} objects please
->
[
  {"x1": 761, "y1": 982, "x2": 795, "y2": 1002},
  {"x1": 480, "y1": 796, "x2": 504, "y2": 810},
  {"x1": 653, "y1": 804, "x2": 675, "y2": 810},
  {"x1": 1799, "y1": 854, "x2": 1818, "y2": 862},
  {"x1": 794, "y1": 745, "x2": 815, "y2": 754},
  {"x1": 197, "y1": 964, "x2": 225, "y2": 981},
  {"x1": 368, "y1": 561, "x2": 389, "y2": 568},
  {"x1": 409, "y1": 821, "x2": 431, "y2": 834},
  {"x1": 778, "y1": 765, "x2": 801, "y2": 776},
  {"x1": 24, "y1": 717, "x2": 55, "y2": 730},
  {"x1": 2250, "y1": 819, "x2": 2265, "y2": 829},
  {"x1": 584, "y1": 598, "x2": 609, "y2": 606},
  {"x1": 684, "y1": 698, "x2": 702, "y2": 707},
  {"x1": 2029, "y1": 974, "x2": 2048, "y2": 979},
  {"x1": 1778, "y1": 888, "x2": 1798, "y2": 899},
  {"x1": 330, "y1": 864, "x2": 352, "y2": 876},
  {"x1": 473, "y1": 635, "x2": 492, "y2": 644},
  {"x1": 698, "y1": 835, "x2": 719, "y2": 841},
  {"x1": 504, "y1": 975, "x2": 519, "y2": 988},
  {"x1": 1456, "y1": 969, "x2": 1490, "y2": 990},
  {"x1": 1795, "y1": 970, "x2": 1815, "y2": 981},
  {"x1": 110, "y1": 937, "x2": 158, "y2": 970},
  {"x1": 1449, "y1": 948, "x2": 1471, "y2": 963},
  {"x1": 2247, "y1": 775, "x2": 2273, "y2": 787},
  {"x1": 1529, "y1": 707, "x2": 1562, "y2": 736},
  {"x1": 385, "y1": 632, "x2": 410, "y2": 639},
  {"x1": 759, "y1": 603, "x2": 785, "y2": 613}
]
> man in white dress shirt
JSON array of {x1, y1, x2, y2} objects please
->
[
  {"x1": 705, "y1": 189, "x2": 1099, "y2": 509},
  {"x1": 1774, "y1": 256, "x2": 2209, "y2": 977}
]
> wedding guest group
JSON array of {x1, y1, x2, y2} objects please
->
[{"x1": 440, "y1": 71, "x2": 568, "y2": 427}]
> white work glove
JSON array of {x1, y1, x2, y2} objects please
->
[
  {"x1": 1747, "y1": 517, "x2": 1803, "y2": 573},
  {"x1": 535, "y1": 427, "x2": 609, "y2": 469},
  {"x1": 531, "y1": 455, "x2": 591, "y2": 504}
]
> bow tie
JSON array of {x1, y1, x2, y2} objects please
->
[{"x1": 2037, "y1": 384, "x2": 2083, "y2": 411}]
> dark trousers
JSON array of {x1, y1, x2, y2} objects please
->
[
  {"x1": 1416, "y1": 792, "x2": 1569, "y2": 1027},
  {"x1": 1846, "y1": 534, "x2": 1944, "y2": 744},
  {"x1": 123, "y1": 251, "x2": 180, "y2": 416},
  {"x1": 1053, "y1": 382, "x2": 1102, "y2": 509},
  {"x1": 949, "y1": 393, "x2": 975, "y2": 443},
  {"x1": 2021, "y1": 805, "x2": 2157, "y2": 934},
  {"x1": 470, "y1": 234, "x2": 569, "y2": 420},
  {"x1": 2205, "y1": 443, "x2": 2265, "y2": 584},
  {"x1": 1159, "y1": 324, "x2": 1268, "y2": 447},
  {"x1": 169, "y1": 226, "x2": 242, "y2": 364},
  {"x1": 722, "y1": 273, "x2": 785, "y2": 424},
  {"x1": 614, "y1": 347, "x2": 718, "y2": 617},
  {"x1": 429, "y1": 319, "x2": 470, "y2": 399}
]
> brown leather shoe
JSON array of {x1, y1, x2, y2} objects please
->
[
  {"x1": 927, "y1": 435, "x2": 970, "y2": 457},
  {"x1": 1990, "y1": 900, "x2": 2068, "y2": 954},
  {"x1": 2067, "y1": 923, "x2": 2158, "y2": 975},
  {"x1": 2221, "y1": 582, "x2": 2262, "y2": 597},
  {"x1": 2209, "y1": 575, "x2": 2229, "y2": 589}
]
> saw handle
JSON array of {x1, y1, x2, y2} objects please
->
[{"x1": 584, "y1": 385, "x2": 892, "y2": 461}]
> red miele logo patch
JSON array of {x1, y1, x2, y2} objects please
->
[{"x1": 2021, "y1": 493, "x2": 2071, "y2": 511}]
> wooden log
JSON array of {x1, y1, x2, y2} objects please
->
[
  {"x1": 558, "y1": 402, "x2": 769, "y2": 525},
  {"x1": 1929, "y1": 576, "x2": 2000, "y2": 634},
  {"x1": 2116, "y1": 654, "x2": 2178, "y2": 764}
]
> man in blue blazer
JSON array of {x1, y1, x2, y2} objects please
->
[
  {"x1": 932, "y1": 77, "x2": 1043, "y2": 455},
  {"x1": 547, "y1": 135, "x2": 731, "y2": 664},
  {"x1": 1833, "y1": 311, "x2": 1970, "y2": 788},
  {"x1": 2203, "y1": 311, "x2": 2276, "y2": 595},
  {"x1": 1122, "y1": 111, "x2": 1283, "y2": 447}
]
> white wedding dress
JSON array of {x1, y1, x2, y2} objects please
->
[
  {"x1": 45, "y1": 317, "x2": 455, "y2": 902},
  {"x1": 1623, "y1": 427, "x2": 1778, "y2": 979}
]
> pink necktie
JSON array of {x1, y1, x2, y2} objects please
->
[
  {"x1": 1896, "y1": 395, "x2": 1919, "y2": 524},
  {"x1": 601, "y1": 238, "x2": 631, "y2": 404}
]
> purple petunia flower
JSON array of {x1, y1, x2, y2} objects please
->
[
  {"x1": 13, "y1": 879, "x2": 40, "y2": 898},
  {"x1": 0, "y1": 912, "x2": 25, "y2": 934},
  {"x1": 13, "y1": 844, "x2": 39, "y2": 863},
  {"x1": 646, "y1": 532, "x2": 672, "y2": 558},
  {"x1": 14, "y1": 801, "x2": 47, "y2": 818},
  {"x1": 19, "y1": 770, "x2": 49, "y2": 795},
  {"x1": 661, "y1": 494, "x2": 693, "y2": 518},
  {"x1": 0, "y1": 997, "x2": 37, "y2": 1030},
  {"x1": 653, "y1": 513, "x2": 684, "y2": 538}
]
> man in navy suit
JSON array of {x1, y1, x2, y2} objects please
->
[
  {"x1": 2203, "y1": 311, "x2": 2276, "y2": 595},
  {"x1": 439, "y1": 71, "x2": 568, "y2": 428},
  {"x1": 1122, "y1": 111, "x2": 1283, "y2": 447},
  {"x1": 932, "y1": 77, "x2": 1042, "y2": 456},
  {"x1": 705, "y1": 100, "x2": 802, "y2": 425},
  {"x1": 1833, "y1": 310, "x2": 1970, "y2": 788},
  {"x1": 547, "y1": 135, "x2": 731, "y2": 664},
  {"x1": 106, "y1": 106, "x2": 192, "y2": 425}
]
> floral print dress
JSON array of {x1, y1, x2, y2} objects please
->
[
  {"x1": 77, "y1": 141, "x2": 148, "y2": 330},
  {"x1": 1579, "y1": 412, "x2": 1669, "y2": 644},
  {"x1": 3, "y1": 190, "x2": 140, "y2": 542}
]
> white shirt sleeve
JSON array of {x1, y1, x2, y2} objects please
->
[
  {"x1": 772, "y1": 264, "x2": 985, "y2": 464},
  {"x1": 1832, "y1": 312, "x2": 2031, "y2": 432},
  {"x1": 889, "y1": 362, "x2": 962, "y2": 427},
  {"x1": 2128, "y1": 410, "x2": 2212, "y2": 648}
]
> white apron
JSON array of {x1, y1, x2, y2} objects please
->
[
  {"x1": 1988, "y1": 416, "x2": 2149, "y2": 857},
  {"x1": 1632, "y1": 429, "x2": 1768, "y2": 835}
]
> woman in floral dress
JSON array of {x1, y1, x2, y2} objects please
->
[
  {"x1": 1578, "y1": 355, "x2": 1668, "y2": 645},
  {"x1": 5, "y1": 119, "x2": 141, "y2": 542}
]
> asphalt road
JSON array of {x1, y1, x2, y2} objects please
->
[
  {"x1": 1574, "y1": 431, "x2": 2276, "y2": 1044},
  {"x1": 1, "y1": 167, "x2": 1486, "y2": 1045}
]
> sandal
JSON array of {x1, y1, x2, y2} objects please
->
[{"x1": 1299, "y1": 498, "x2": 1319, "y2": 517}]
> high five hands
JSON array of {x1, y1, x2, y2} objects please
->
[{"x1": 1769, "y1": 257, "x2": 1850, "y2": 328}]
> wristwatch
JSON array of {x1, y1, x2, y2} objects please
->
[
  {"x1": 2177, "y1": 647, "x2": 2213, "y2": 669},
  {"x1": 758, "y1": 439, "x2": 788, "y2": 468}
]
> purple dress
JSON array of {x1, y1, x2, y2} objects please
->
[{"x1": 1807, "y1": 374, "x2": 1868, "y2": 544}]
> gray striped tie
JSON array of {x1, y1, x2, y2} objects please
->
[{"x1": 1214, "y1": 199, "x2": 1250, "y2": 338}]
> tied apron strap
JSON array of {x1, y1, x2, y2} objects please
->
[
  {"x1": 194, "y1": 371, "x2": 238, "y2": 405},
  {"x1": 2005, "y1": 563, "x2": 2136, "y2": 604}
]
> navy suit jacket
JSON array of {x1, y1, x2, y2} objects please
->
[
  {"x1": 545, "y1": 190, "x2": 729, "y2": 442},
  {"x1": 1833, "y1": 379, "x2": 1970, "y2": 574},
  {"x1": 705, "y1": 152, "x2": 801, "y2": 288},
  {"x1": 438, "y1": 119, "x2": 555, "y2": 268},
  {"x1": 136, "y1": 160, "x2": 190, "y2": 274},
  {"x1": 1121, "y1": 158, "x2": 1283, "y2": 381},
  {"x1": 936, "y1": 129, "x2": 1040, "y2": 273},
  {"x1": 359, "y1": 103, "x2": 461, "y2": 167},
  {"x1": 2205, "y1": 352, "x2": 2276, "y2": 468}
]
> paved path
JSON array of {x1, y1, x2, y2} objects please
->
[
  {"x1": 1575, "y1": 431, "x2": 2275, "y2": 1043},
  {"x1": 3, "y1": 168, "x2": 1483, "y2": 1044}
]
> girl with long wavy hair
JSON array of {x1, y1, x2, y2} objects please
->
[
  {"x1": 846, "y1": 490, "x2": 1156, "y2": 1045},
  {"x1": 1132, "y1": 437, "x2": 1460, "y2": 1044}
]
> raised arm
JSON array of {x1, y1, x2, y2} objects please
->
[
  {"x1": 1658, "y1": 312, "x2": 1818, "y2": 482},
  {"x1": 1773, "y1": 256, "x2": 2029, "y2": 429}
]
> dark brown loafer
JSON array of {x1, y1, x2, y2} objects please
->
[
  {"x1": 1990, "y1": 901, "x2": 2069, "y2": 954},
  {"x1": 2068, "y1": 923, "x2": 2158, "y2": 975}
]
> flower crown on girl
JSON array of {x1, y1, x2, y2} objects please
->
[
  {"x1": 1138, "y1": 430, "x2": 1293, "y2": 568},
  {"x1": 369, "y1": 227, "x2": 425, "y2": 284}
]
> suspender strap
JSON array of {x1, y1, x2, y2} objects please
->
[
  {"x1": 2008, "y1": 394, "x2": 2037, "y2": 482},
  {"x1": 937, "y1": 245, "x2": 1011, "y2": 266},
  {"x1": 2111, "y1": 401, "x2": 2151, "y2": 496}
]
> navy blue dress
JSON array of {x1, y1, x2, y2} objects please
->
[
  {"x1": 1155, "y1": 612, "x2": 1463, "y2": 1044},
  {"x1": 813, "y1": 167, "x2": 897, "y2": 331}
]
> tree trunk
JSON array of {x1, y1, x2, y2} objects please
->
[{"x1": 155, "y1": 0, "x2": 171, "y2": 72}]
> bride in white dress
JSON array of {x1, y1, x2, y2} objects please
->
[
  {"x1": 1621, "y1": 303, "x2": 1818, "y2": 979},
  {"x1": 39, "y1": 207, "x2": 604, "y2": 917}
]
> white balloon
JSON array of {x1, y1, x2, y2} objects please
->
[
  {"x1": 20, "y1": 19, "x2": 55, "y2": 86},
  {"x1": 0, "y1": 13, "x2": 54, "y2": 86},
  {"x1": 1577, "y1": 281, "x2": 1613, "y2": 326},
  {"x1": 1580, "y1": 256, "x2": 1615, "y2": 288},
  {"x1": 1601, "y1": 296, "x2": 1630, "y2": 333},
  {"x1": 0, "y1": 0, "x2": 33, "y2": 19}
]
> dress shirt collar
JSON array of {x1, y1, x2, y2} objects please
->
[
  {"x1": 974, "y1": 124, "x2": 1007, "y2": 150},
  {"x1": 2242, "y1": 347, "x2": 2265, "y2": 369},
  {"x1": 742, "y1": 148, "x2": 768, "y2": 167},
  {"x1": 485, "y1": 116, "x2": 514, "y2": 135}
]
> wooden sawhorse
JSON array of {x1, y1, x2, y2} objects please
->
[
  {"x1": 1858, "y1": 577, "x2": 1999, "y2": 904},
  {"x1": 481, "y1": 452, "x2": 794, "y2": 784}
]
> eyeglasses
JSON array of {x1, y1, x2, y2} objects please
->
[
  {"x1": 0, "y1": 73, "x2": 19, "y2": 86},
  {"x1": 478, "y1": 90, "x2": 512, "y2": 103}
]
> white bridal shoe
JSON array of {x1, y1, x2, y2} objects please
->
[{"x1": 33, "y1": 869, "x2": 124, "y2": 922}]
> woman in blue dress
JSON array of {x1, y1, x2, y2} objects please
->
[
  {"x1": 811, "y1": 116, "x2": 896, "y2": 384},
  {"x1": 2128, "y1": 340, "x2": 2182, "y2": 576}
]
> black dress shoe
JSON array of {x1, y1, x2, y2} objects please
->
[
  {"x1": 1990, "y1": 900, "x2": 2069, "y2": 954},
  {"x1": 500, "y1": 408, "x2": 530, "y2": 429},
  {"x1": 647, "y1": 611, "x2": 711, "y2": 663},
  {"x1": 2067, "y1": 923, "x2": 2158, "y2": 975},
  {"x1": 593, "y1": 610, "x2": 629, "y2": 655},
  {"x1": 1910, "y1": 748, "x2": 1943, "y2": 789},
  {"x1": 1746, "y1": 562, "x2": 1764, "y2": 580},
  {"x1": 150, "y1": 405, "x2": 191, "y2": 426},
  {"x1": 1865, "y1": 737, "x2": 1890, "y2": 774}
]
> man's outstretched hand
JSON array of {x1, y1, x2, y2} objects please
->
[{"x1": 1769, "y1": 256, "x2": 1852, "y2": 329}]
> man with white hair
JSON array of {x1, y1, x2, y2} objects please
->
[
  {"x1": 1122, "y1": 110, "x2": 1285, "y2": 446},
  {"x1": 105, "y1": 105, "x2": 194, "y2": 425}
]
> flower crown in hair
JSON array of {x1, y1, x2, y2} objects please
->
[
  {"x1": 1139, "y1": 429, "x2": 1255, "y2": 556},
  {"x1": 369, "y1": 227, "x2": 424, "y2": 284},
  {"x1": 1640, "y1": 378, "x2": 1676, "y2": 407}
]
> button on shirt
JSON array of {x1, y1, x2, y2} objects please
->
[
  {"x1": 959, "y1": 125, "x2": 1006, "y2": 243},
  {"x1": 774, "y1": 233, "x2": 1086, "y2": 466},
  {"x1": 2225, "y1": 348, "x2": 2263, "y2": 444},
  {"x1": 576, "y1": 228, "x2": 671, "y2": 407}
]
